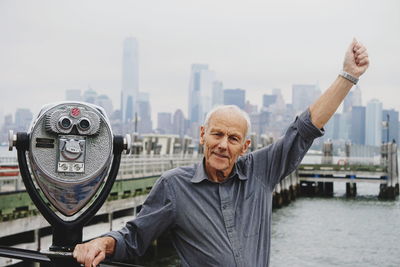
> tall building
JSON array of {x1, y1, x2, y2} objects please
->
[
  {"x1": 382, "y1": 109, "x2": 399, "y2": 143},
  {"x1": 350, "y1": 106, "x2": 366, "y2": 145},
  {"x1": 137, "y1": 92, "x2": 152, "y2": 134},
  {"x1": 244, "y1": 101, "x2": 258, "y2": 115},
  {"x1": 250, "y1": 111, "x2": 270, "y2": 140},
  {"x1": 15, "y1": 108, "x2": 33, "y2": 131},
  {"x1": 352, "y1": 85, "x2": 362, "y2": 106},
  {"x1": 223, "y1": 89, "x2": 245, "y2": 110},
  {"x1": 343, "y1": 91, "x2": 354, "y2": 113},
  {"x1": 83, "y1": 88, "x2": 97, "y2": 104},
  {"x1": 121, "y1": 37, "x2": 139, "y2": 124},
  {"x1": 262, "y1": 94, "x2": 277, "y2": 108},
  {"x1": 292, "y1": 84, "x2": 321, "y2": 113},
  {"x1": 212, "y1": 81, "x2": 224, "y2": 107},
  {"x1": 366, "y1": 99, "x2": 382, "y2": 146},
  {"x1": 157, "y1": 112, "x2": 172, "y2": 134},
  {"x1": 172, "y1": 109, "x2": 186, "y2": 138},
  {"x1": 188, "y1": 64, "x2": 216, "y2": 124},
  {"x1": 96, "y1": 95, "x2": 113, "y2": 117}
]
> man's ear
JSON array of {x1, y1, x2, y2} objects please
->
[
  {"x1": 200, "y1": 126, "x2": 205, "y2": 145},
  {"x1": 240, "y1": 139, "x2": 251, "y2": 155}
]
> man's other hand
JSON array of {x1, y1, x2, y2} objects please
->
[
  {"x1": 73, "y1": 236, "x2": 116, "y2": 267},
  {"x1": 343, "y1": 38, "x2": 370, "y2": 78}
]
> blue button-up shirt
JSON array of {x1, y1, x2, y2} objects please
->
[{"x1": 106, "y1": 109, "x2": 323, "y2": 266}]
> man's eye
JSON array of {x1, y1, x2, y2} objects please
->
[{"x1": 230, "y1": 136, "x2": 239, "y2": 142}]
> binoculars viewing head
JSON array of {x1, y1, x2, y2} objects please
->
[
  {"x1": 9, "y1": 102, "x2": 130, "y2": 252},
  {"x1": 30, "y1": 102, "x2": 113, "y2": 216}
]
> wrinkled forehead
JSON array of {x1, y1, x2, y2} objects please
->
[{"x1": 207, "y1": 109, "x2": 248, "y2": 136}]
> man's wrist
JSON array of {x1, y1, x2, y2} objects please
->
[
  {"x1": 101, "y1": 236, "x2": 116, "y2": 255},
  {"x1": 339, "y1": 70, "x2": 359, "y2": 85}
]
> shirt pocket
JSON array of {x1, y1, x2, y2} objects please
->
[{"x1": 242, "y1": 191, "x2": 262, "y2": 238}]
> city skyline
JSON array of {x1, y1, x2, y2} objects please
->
[{"x1": 0, "y1": 0, "x2": 399, "y2": 125}]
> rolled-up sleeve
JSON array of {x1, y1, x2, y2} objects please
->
[
  {"x1": 104, "y1": 176, "x2": 176, "y2": 261},
  {"x1": 250, "y1": 109, "x2": 324, "y2": 190}
]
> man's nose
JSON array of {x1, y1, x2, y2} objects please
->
[{"x1": 218, "y1": 137, "x2": 228, "y2": 150}]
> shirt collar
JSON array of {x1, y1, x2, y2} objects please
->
[{"x1": 191, "y1": 157, "x2": 247, "y2": 183}]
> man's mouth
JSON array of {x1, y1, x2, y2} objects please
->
[{"x1": 212, "y1": 152, "x2": 229, "y2": 159}]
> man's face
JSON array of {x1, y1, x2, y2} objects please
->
[{"x1": 200, "y1": 109, "x2": 250, "y2": 178}]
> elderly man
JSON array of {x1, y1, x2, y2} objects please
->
[{"x1": 74, "y1": 39, "x2": 369, "y2": 267}]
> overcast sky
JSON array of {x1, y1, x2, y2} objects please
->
[{"x1": 0, "y1": 0, "x2": 399, "y2": 124}]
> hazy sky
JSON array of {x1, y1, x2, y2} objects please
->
[{"x1": 0, "y1": 0, "x2": 399, "y2": 124}]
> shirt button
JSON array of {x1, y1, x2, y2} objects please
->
[{"x1": 222, "y1": 205, "x2": 227, "y2": 209}]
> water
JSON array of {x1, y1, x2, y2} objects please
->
[
  {"x1": 270, "y1": 186, "x2": 400, "y2": 267},
  {"x1": 143, "y1": 183, "x2": 400, "y2": 267}
]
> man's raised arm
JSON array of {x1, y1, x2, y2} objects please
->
[{"x1": 309, "y1": 39, "x2": 370, "y2": 129}]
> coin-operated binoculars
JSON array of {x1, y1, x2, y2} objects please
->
[{"x1": 8, "y1": 102, "x2": 131, "y2": 266}]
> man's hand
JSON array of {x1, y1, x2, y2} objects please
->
[
  {"x1": 73, "y1": 236, "x2": 116, "y2": 267},
  {"x1": 343, "y1": 38, "x2": 370, "y2": 78}
]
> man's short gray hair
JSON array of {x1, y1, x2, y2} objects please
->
[{"x1": 203, "y1": 105, "x2": 251, "y2": 138}]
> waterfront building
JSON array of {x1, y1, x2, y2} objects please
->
[
  {"x1": 262, "y1": 94, "x2": 277, "y2": 108},
  {"x1": 244, "y1": 101, "x2": 258, "y2": 115},
  {"x1": 366, "y1": 99, "x2": 382, "y2": 146},
  {"x1": 96, "y1": 94, "x2": 114, "y2": 116},
  {"x1": 350, "y1": 106, "x2": 366, "y2": 145},
  {"x1": 211, "y1": 81, "x2": 224, "y2": 107},
  {"x1": 172, "y1": 109, "x2": 186, "y2": 138},
  {"x1": 249, "y1": 111, "x2": 270, "y2": 141},
  {"x1": 382, "y1": 109, "x2": 399, "y2": 143},
  {"x1": 352, "y1": 85, "x2": 362, "y2": 106},
  {"x1": 137, "y1": 92, "x2": 153, "y2": 134},
  {"x1": 82, "y1": 88, "x2": 97, "y2": 104},
  {"x1": 343, "y1": 91, "x2": 354, "y2": 113},
  {"x1": 0, "y1": 114, "x2": 13, "y2": 144},
  {"x1": 157, "y1": 112, "x2": 173, "y2": 134},
  {"x1": 187, "y1": 64, "x2": 216, "y2": 125},
  {"x1": 292, "y1": 84, "x2": 321, "y2": 113},
  {"x1": 121, "y1": 37, "x2": 139, "y2": 124},
  {"x1": 15, "y1": 108, "x2": 33, "y2": 132},
  {"x1": 223, "y1": 88, "x2": 245, "y2": 110}
]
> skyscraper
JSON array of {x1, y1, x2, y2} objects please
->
[
  {"x1": 121, "y1": 37, "x2": 139, "y2": 124},
  {"x1": 157, "y1": 112, "x2": 173, "y2": 134},
  {"x1": 292, "y1": 84, "x2": 321, "y2": 113},
  {"x1": 382, "y1": 109, "x2": 399, "y2": 143},
  {"x1": 137, "y1": 92, "x2": 152, "y2": 134},
  {"x1": 351, "y1": 106, "x2": 366, "y2": 145},
  {"x1": 15, "y1": 108, "x2": 33, "y2": 132},
  {"x1": 96, "y1": 95, "x2": 114, "y2": 117},
  {"x1": 188, "y1": 64, "x2": 216, "y2": 124},
  {"x1": 366, "y1": 99, "x2": 382, "y2": 146},
  {"x1": 212, "y1": 81, "x2": 224, "y2": 107},
  {"x1": 223, "y1": 89, "x2": 246, "y2": 110},
  {"x1": 343, "y1": 91, "x2": 354, "y2": 113},
  {"x1": 352, "y1": 85, "x2": 362, "y2": 106},
  {"x1": 262, "y1": 94, "x2": 277, "y2": 108},
  {"x1": 173, "y1": 109, "x2": 186, "y2": 138}
]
